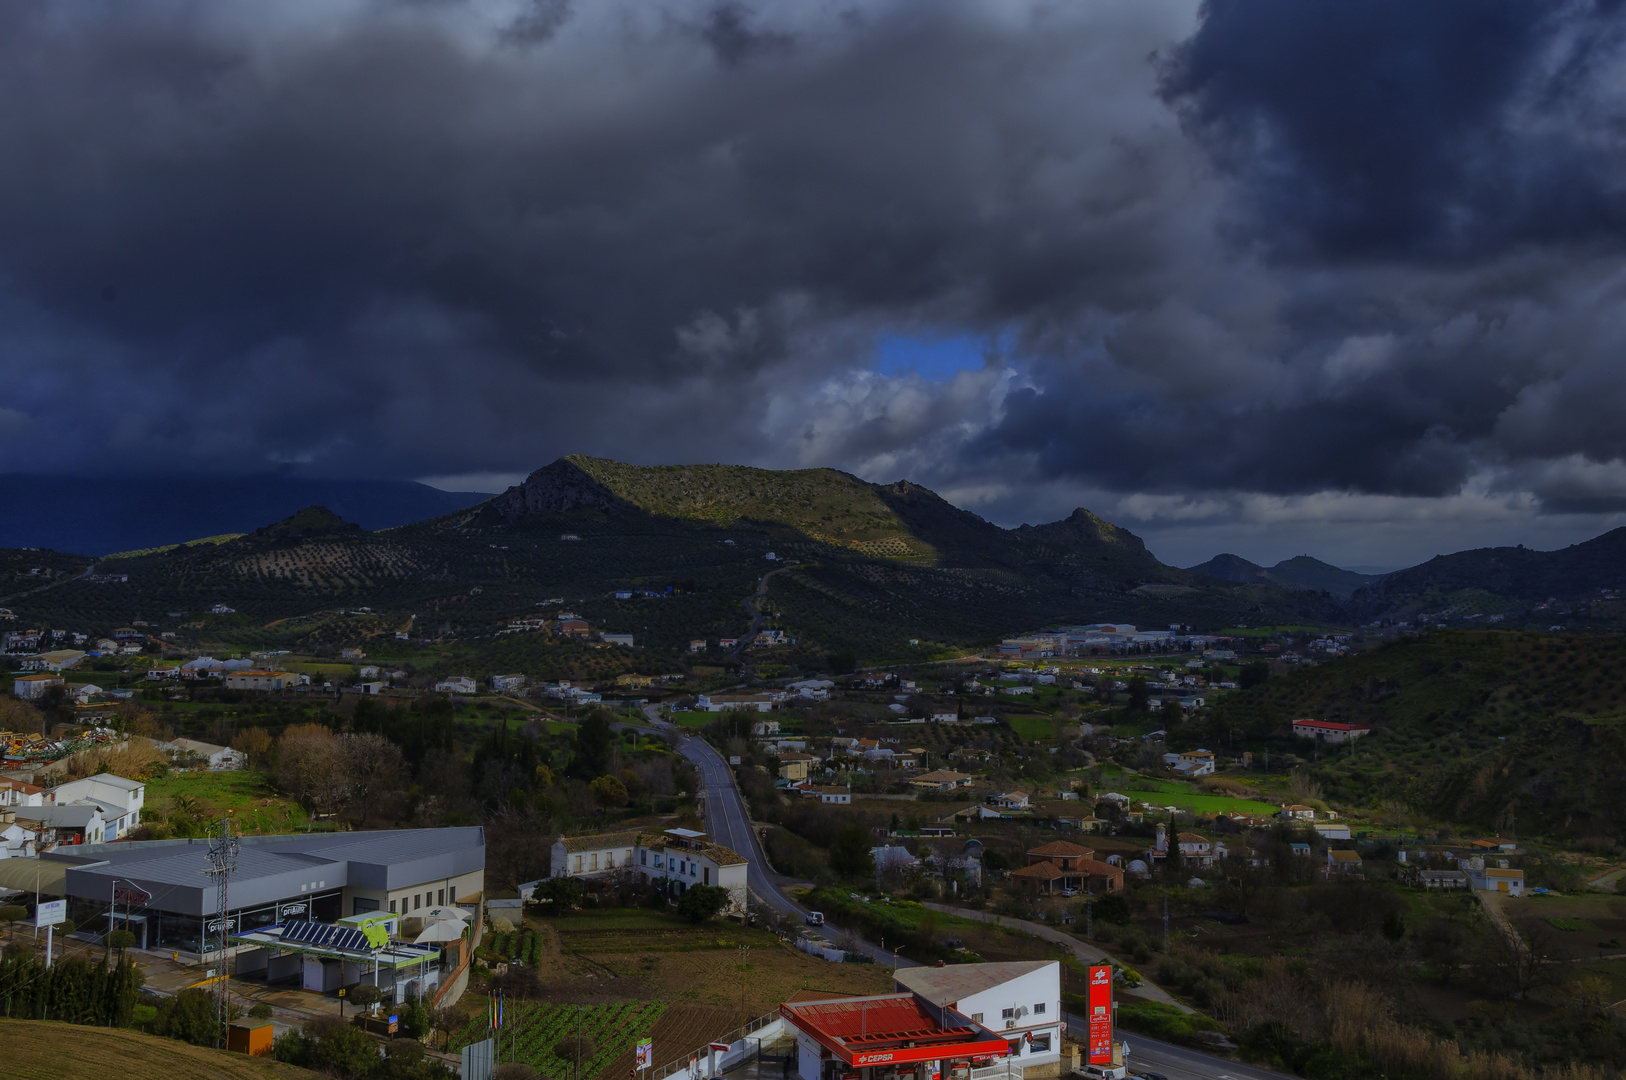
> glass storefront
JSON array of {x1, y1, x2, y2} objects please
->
[{"x1": 70, "y1": 889, "x2": 343, "y2": 956}]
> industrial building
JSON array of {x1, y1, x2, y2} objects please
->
[{"x1": 0, "y1": 826, "x2": 484, "y2": 956}]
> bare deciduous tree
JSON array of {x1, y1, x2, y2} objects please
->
[
  {"x1": 342, "y1": 732, "x2": 407, "y2": 826},
  {"x1": 277, "y1": 724, "x2": 345, "y2": 817}
]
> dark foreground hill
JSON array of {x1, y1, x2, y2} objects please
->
[
  {"x1": 3, "y1": 456, "x2": 1343, "y2": 657},
  {"x1": 1201, "y1": 629, "x2": 1626, "y2": 838},
  {"x1": 0, "y1": 474, "x2": 486, "y2": 555}
]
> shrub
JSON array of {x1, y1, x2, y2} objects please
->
[{"x1": 153, "y1": 987, "x2": 220, "y2": 1047}]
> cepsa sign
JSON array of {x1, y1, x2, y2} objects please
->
[{"x1": 1087, "y1": 965, "x2": 1113, "y2": 1066}]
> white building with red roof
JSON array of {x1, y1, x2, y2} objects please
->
[{"x1": 1292, "y1": 719, "x2": 1372, "y2": 745}]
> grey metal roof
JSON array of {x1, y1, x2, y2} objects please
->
[
  {"x1": 14, "y1": 804, "x2": 104, "y2": 828},
  {"x1": 894, "y1": 961, "x2": 1057, "y2": 1005},
  {"x1": 50, "y1": 827, "x2": 484, "y2": 916}
]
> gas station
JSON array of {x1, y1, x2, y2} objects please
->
[{"x1": 781, "y1": 993, "x2": 1013, "y2": 1080}]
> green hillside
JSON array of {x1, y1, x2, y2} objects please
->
[{"x1": 1200, "y1": 629, "x2": 1626, "y2": 838}]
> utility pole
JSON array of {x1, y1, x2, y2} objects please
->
[{"x1": 206, "y1": 817, "x2": 239, "y2": 1047}]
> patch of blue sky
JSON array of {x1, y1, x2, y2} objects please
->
[{"x1": 873, "y1": 333, "x2": 992, "y2": 382}]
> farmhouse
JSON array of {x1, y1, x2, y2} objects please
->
[
  {"x1": 549, "y1": 827, "x2": 748, "y2": 915},
  {"x1": 225, "y1": 670, "x2": 305, "y2": 692},
  {"x1": 909, "y1": 770, "x2": 973, "y2": 792},
  {"x1": 1292, "y1": 719, "x2": 1372, "y2": 745}
]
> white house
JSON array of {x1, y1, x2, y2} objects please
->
[
  {"x1": 53, "y1": 773, "x2": 145, "y2": 838},
  {"x1": 434, "y1": 676, "x2": 477, "y2": 694},
  {"x1": 1292, "y1": 719, "x2": 1372, "y2": 745},
  {"x1": 490, "y1": 674, "x2": 526, "y2": 693},
  {"x1": 550, "y1": 827, "x2": 749, "y2": 915},
  {"x1": 895, "y1": 961, "x2": 1063, "y2": 1065},
  {"x1": 1161, "y1": 749, "x2": 1216, "y2": 777},
  {"x1": 0, "y1": 810, "x2": 37, "y2": 858},
  {"x1": 0, "y1": 778, "x2": 49, "y2": 807},
  {"x1": 11, "y1": 673, "x2": 63, "y2": 700},
  {"x1": 815, "y1": 786, "x2": 851, "y2": 805},
  {"x1": 990, "y1": 791, "x2": 1030, "y2": 810},
  {"x1": 696, "y1": 692, "x2": 775, "y2": 713},
  {"x1": 168, "y1": 738, "x2": 247, "y2": 771}
]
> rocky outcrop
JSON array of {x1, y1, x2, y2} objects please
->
[{"x1": 484, "y1": 457, "x2": 625, "y2": 523}]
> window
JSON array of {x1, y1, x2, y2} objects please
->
[
  {"x1": 1006, "y1": 1040, "x2": 1022, "y2": 1057},
  {"x1": 640, "y1": 850, "x2": 648, "y2": 866},
  {"x1": 439, "y1": 889, "x2": 445, "y2": 906},
  {"x1": 1030, "y1": 1035, "x2": 1051, "y2": 1053},
  {"x1": 415, "y1": 894, "x2": 422, "y2": 910},
  {"x1": 574, "y1": 855, "x2": 582, "y2": 873},
  {"x1": 1033, "y1": 1003, "x2": 1045, "y2": 1015},
  {"x1": 1001, "y1": 1008, "x2": 1015, "y2": 1020},
  {"x1": 591, "y1": 853, "x2": 599, "y2": 871},
  {"x1": 971, "y1": 1013, "x2": 983, "y2": 1024},
  {"x1": 390, "y1": 900, "x2": 397, "y2": 913}
]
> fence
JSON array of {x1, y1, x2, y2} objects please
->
[{"x1": 652, "y1": 1011, "x2": 783, "y2": 1080}]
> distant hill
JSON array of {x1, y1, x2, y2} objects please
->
[
  {"x1": 1349, "y1": 528, "x2": 1626, "y2": 622},
  {"x1": 0, "y1": 475, "x2": 487, "y2": 555},
  {"x1": 5, "y1": 455, "x2": 1345, "y2": 657},
  {"x1": 1200, "y1": 629, "x2": 1626, "y2": 838},
  {"x1": 1188, "y1": 553, "x2": 1379, "y2": 598}
]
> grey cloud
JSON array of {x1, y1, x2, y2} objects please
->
[{"x1": 1, "y1": 0, "x2": 1626, "y2": 562}]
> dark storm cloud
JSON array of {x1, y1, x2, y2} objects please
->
[
  {"x1": 2, "y1": 0, "x2": 1626, "y2": 553},
  {"x1": 1158, "y1": 0, "x2": 1626, "y2": 259}
]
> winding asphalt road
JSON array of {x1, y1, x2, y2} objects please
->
[{"x1": 643, "y1": 703, "x2": 916, "y2": 966}]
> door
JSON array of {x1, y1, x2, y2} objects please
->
[{"x1": 1498, "y1": 880, "x2": 1509, "y2": 893}]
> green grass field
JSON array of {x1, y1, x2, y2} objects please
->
[
  {"x1": 144, "y1": 771, "x2": 309, "y2": 833},
  {"x1": 670, "y1": 711, "x2": 714, "y2": 728},
  {"x1": 1006, "y1": 715, "x2": 1056, "y2": 740}
]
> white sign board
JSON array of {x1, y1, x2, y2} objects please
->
[{"x1": 34, "y1": 899, "x2": 66, "y2": 927}]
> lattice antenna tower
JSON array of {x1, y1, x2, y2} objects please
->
[{"x1": 206, "y1": 817, "x2": 239, "y2": 1046}]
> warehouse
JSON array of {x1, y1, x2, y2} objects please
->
[{"x1": 0, "y1": 827, "x2": 484, "y2": 955}]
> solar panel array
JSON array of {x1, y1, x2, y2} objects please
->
[{"x1": 279, "y1": 921, "x2": 374, "y2": 952}]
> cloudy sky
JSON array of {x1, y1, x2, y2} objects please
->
[{"x1": 5, "y1": 0, "x2": 1626, "y2": 569}]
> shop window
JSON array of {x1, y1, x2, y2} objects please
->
[
  {"x1": 1030, "y1": 1035, "x2": 1051, "y2": 1053},
  {"x1": 353, "y1": 897, "x2": 379, "y2": 915}
]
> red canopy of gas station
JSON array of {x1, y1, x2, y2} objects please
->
[{"x1": 781, "y1": 994, "x2": 1012, "y2": 1067}]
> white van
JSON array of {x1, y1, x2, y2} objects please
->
[{"x1": 1078, "y1": 1065, "x2": 1126, "y2": 1080}]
